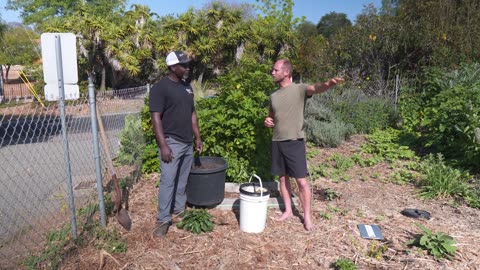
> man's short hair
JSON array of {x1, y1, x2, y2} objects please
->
[{"x1": 279, "y1": 59, "x2": 293, "y2": 77}]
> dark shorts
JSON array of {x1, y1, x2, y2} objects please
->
[{"x1": 271, "y1": 139, "x2": 308, "y2": 178}]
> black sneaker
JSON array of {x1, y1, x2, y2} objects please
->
[{"x1": 153, "y1": 221, "x2": 172, "y2": 237}]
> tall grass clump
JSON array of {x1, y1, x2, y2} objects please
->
[{"x1": 418, "y1": 154, "x2": 471, "y2": 200}]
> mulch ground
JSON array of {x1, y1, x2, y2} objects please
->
[{"x1": 60, "y1": 135, "x2": 480, "y2": 270}]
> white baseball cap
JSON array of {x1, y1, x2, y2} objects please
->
[{"x1": 166, "y1": 51, "x2": 191, "y2": 66}]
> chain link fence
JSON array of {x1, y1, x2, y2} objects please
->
[{"x1": 0, "y1": 85, "x2": 148, "y2": 268}]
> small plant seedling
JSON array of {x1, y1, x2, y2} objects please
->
[
  {"x1": 333, "y1": 258, "x2": 357, "y2": 270},
  {"x1": 177, "y1": 209, "x2": 214, "y2": 234},
  {"x1": 406, "y1": 223, "x2": 457, "y2": 260},
  {"x1": 366, "y1": 240, "x2": 388, "y2": 260},
  {"x1": 374, "y1": 215, "x2": 386, "y2": 222},
  {"x1": 327, "y1": 205, "x2": 348, "y2": 216},
  {"x1": 319, "y1": 212, "x2": 332, "y2": 220},
  {"x1": 324, "y1": 188, "x2": 341, "y2": 201}
]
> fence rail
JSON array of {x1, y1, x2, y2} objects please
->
[{"x1": 0, "y1": 85, "x2": 148, "y2": 268}]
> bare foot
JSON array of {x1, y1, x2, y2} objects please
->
[
  {"x1": 304, "y1": 218, "x2": 314, "y2": 231},
  {"x1": 275, "y1": 212, "x2": 293, "y2": 222}
]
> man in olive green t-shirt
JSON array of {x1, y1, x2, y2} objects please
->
[{"x1": 264, "y1": 59, "x2": 343, "y2": 231}]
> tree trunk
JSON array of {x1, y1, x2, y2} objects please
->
[
  {"x1": 197, "y1": 70, "x2": 204, "y2": 85},
  {"x1": 5, "y1": 65, "x2": 11, "y2": 83},
  {"x1": 100, "y1": 65, "x2": 106, "y2": 91}
]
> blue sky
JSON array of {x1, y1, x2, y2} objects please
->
[{"x1": 1, "y1": 0, "x2": 382, "y2": 24}]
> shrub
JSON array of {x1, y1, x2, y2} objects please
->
[
  {"x1": 305, "y1": 101, "x2": 355, "y2": 147},
  {"x1": 411, "y1": 63, "x2": 480, "y2": 170},
  {"x1": 139, "y1": 100, "x2": 160, "y2": 173},
  {"x1": 115, "y1": 114, "x2": 145, "y2": 166},
  {"x1": 361, "y1": 128, "x2": 418, "y2": 162},
  {"x1": 312, "y1": 88, "x2": 399, "y2": 134},
  {"x1": 195, "y1": 61, "x2": 274, "y2": 182},
  {"x1": 139, "y1": 62, "x2": 274, "y2": 182}
]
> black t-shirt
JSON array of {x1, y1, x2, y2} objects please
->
[{"x1": 149, "y1": 77, "x2": 195, "y2": 143}]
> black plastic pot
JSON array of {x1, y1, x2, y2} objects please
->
[{"x1": 186, "y1": 156, "x2": 228, "y2": 206}]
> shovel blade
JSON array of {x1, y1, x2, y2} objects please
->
[{"x1": 117, "y1": 208, "x2": 132, "y2": 231}]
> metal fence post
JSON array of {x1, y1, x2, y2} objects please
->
[
  {"x1": 88, "y1": 76, "x2": 106, "y2": 226},
  {"x1": 55, "y1": 34, "x2": 77, "y2": 238}
]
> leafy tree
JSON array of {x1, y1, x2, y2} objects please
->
[
  {"x1": 159, "y1": 1, "x2": 250, "y2": 84},
  {"x1": 316, "y1": 12, "x2": 351, "y2": 39},
  {"x1": 104, "y1": 4, "x2": 159, "y2": 87},
  {"x1": 0, "y1": 24, "x2": 39, "y2": 82},
  {"x1": 247, "y1": 0, "x2": 301, "y2": 62},
  {"x1": 395, "y1": 0, "x2": 480, "y2": 70},
  {"x1": 42, "y1": 1, "x2": 159, "y2": 89},
  {"x1": 7, "y1": 0, "x2": 80, "y2": 29},
  {"x1": 380, "y1": 0, "x2": 399, "y2": 16},
  {"x1": 293, "y1": 28, "x2": 330, "y2": 83},
  {"x1": 6, "y1": 0, "x2": 128, "y2": 29},
  {"x1": 296, "y1": 20, "x2": 317, "y2": 38},
  {"x1": 326, "y1": 4, "x2": 409, "y2": 96}
]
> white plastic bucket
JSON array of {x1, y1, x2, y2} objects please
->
[{"x1": 239, "y1": 174, "x2": 270, "y2": 233}]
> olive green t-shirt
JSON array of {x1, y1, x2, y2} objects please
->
[{"x1": 269, "y1": 83, "x2": 309, "y2": 141}]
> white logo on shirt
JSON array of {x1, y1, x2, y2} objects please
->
[{"x1": 185, "y1": 87, "x2": 193, "y2": 94}]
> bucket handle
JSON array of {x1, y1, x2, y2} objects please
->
[{"x1": 248, "y1": 174, "x2": 263, "y2": 196}]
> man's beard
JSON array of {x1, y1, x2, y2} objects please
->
[{"x1": 183, "y1": 70, "x2": 191, "y2": 83}]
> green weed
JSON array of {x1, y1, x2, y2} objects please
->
[
  {"x1": 331, "y1": 153, "x2": 354, "y2": 171},
  {"x1": 333, "y1": 258, "x2": 357, "y2": 270},
  {"x1": 406, "y1": 223, "x2": 457, "y2": 260},
  {"x1": 177, "y1": 209, "x2": 214, "y2": 234},
  {"x1": 324, "y1": 188, "x2": 341, "y2": 201},
  {"x1": 366, "y1": 240, "x2": 388, "y2": 260},
  {"x1": 418, "y1": 154, "x2": 471, "y2": 200}
]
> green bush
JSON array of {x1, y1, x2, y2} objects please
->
[
  {"x1": 305, "y1": 101, "x2": 355, "y2": 147},
  {"x1": 313, "y1": 88, "x2": 399, "y2": 134},
  {"x1": 195, "y1": 61, "x2": 274, "y2": 182},
  {"x1": 409, "y1": 63, "x2": 480, "y2": 170},
  {"x1": 361, "y1": 128, "x2": 418, "y2": 162},
  {"x1": 140, "y1": 61, "x2": 275, "y2": 182},
  {"x1": 140, "y1": 97, "x2": 159, "y2": 173},
  {"x1": 115, "y1": 114, "x2": 145, "y2": 166}
]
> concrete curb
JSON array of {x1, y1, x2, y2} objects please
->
[{"x1": 214, "y1": 182, "x2": 299, "y2": 210}]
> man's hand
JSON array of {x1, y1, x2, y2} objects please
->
[
  {"x1": 329, "y1": 77, "x2": 345, "y2": 86},
  {"x1": 195, "y1": 139, "x2": 203, "y2": 153},
  {"x1": 160, "y1": 145, "x2": 173, "y2": 162},
  {"x1": 264, "y1": 116, "x2": 275, "y2": 128}
]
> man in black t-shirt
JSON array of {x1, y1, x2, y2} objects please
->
[{"x1": 149, "y1": 51, "x2": 203, "y2": 237}]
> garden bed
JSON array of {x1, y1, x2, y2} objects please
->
[{"x1": 58, "y1": 135, "x2": 480, "y2": 269}]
